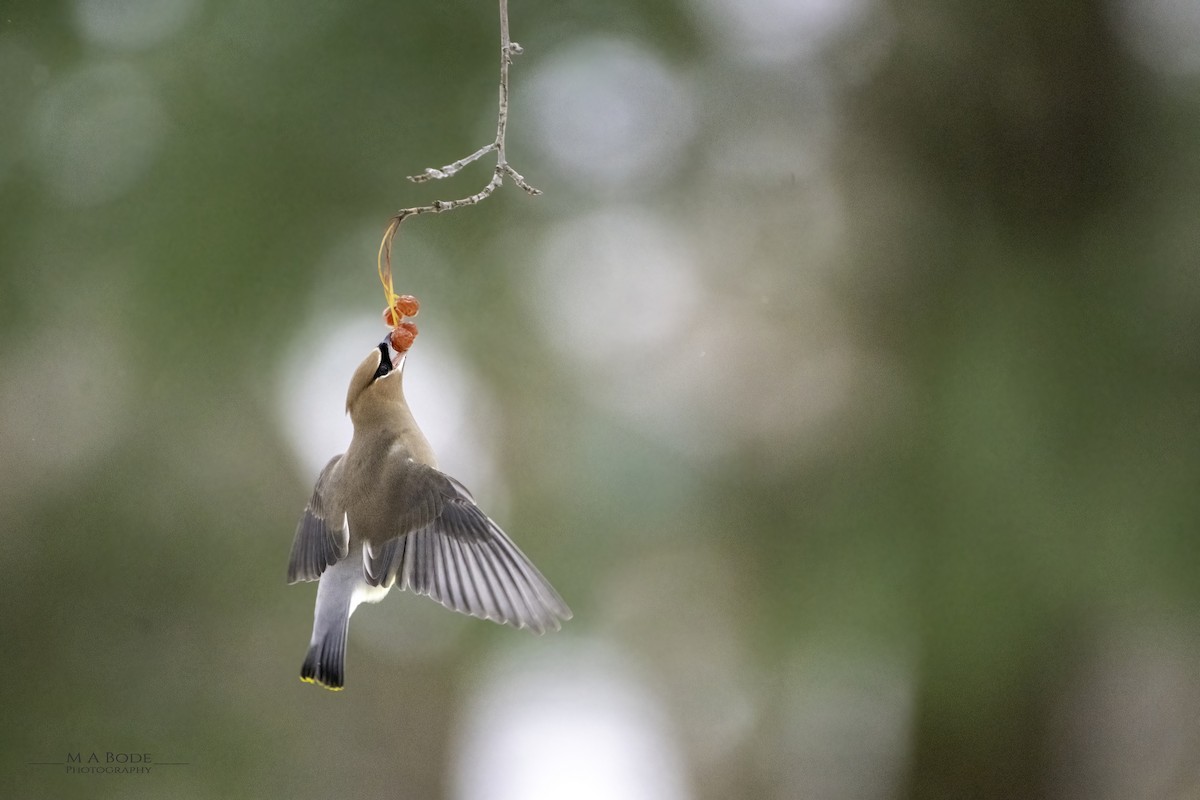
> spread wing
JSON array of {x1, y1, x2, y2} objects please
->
[
  {"x1": 364, "y1": 476, "x2": 572, "y2": 633},
  {"x1": 287, "y1": 455, "x2": 349, "y2": 583}
]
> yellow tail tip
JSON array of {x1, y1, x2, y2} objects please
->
[{"x1": 299, "y1": 675, "x2": 343, "y2": 692}]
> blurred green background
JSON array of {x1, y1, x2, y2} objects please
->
[{"x1": 3, "y1": 0, "x2": 1200, "y2": 798}]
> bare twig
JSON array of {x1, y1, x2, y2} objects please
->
[{"x1": 378, "y1": 0, "x2": 540, "y2": 301}]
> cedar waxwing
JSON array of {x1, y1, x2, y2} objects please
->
[{"x1": 287, "y1": 338, "x2": 571, "y2": 690}]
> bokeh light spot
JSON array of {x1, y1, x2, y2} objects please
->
[
  {"x1": 527, "y1": 37, "x2": 695, "y2": 190},
  {"x1": 532, "y1": 208, "x2": 700, "y2": 364},
  {"x1": 1110, "y1": 0, "x2": 1200, "y2": 76},
  {"x1": 73, "y1": 0, "x2": 200, "y2": 50},
  {"x1": 454, "y1": 642, "x2": 690, "y2": 800},
  {"x1": 690, "y1": 0, "x2": 876, "y2": 64}
]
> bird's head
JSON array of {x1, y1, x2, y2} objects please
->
[{"x1": 346, "y1": 338, "x2": 407, "y2": 419}]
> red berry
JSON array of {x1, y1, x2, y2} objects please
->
[
  {"x1": 395, "y1": 295, "x2": 420, "y2": 318},
  {"x1": 389, "y1": 326, "x2": 416, "y2": 353},
  {"x1": 382, "y1": 295, "x2": 420, "y2": 327}
]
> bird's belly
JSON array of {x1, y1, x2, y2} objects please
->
[{"x1": 350, "y1": 579, "x2": 390, "y2": 613}]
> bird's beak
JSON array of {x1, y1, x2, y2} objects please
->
[{"x1": 379, "y1": 337, "x2": 406, "y2": 373}]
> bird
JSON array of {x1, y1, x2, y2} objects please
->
[{"x1": 287, "y1": 337, "x2": 571, "y2": 690}]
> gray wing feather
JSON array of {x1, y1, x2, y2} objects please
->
[
  {"x1": 287, "y1": 456, "x2": 349, "y2": 583},
  {"x1": 372, "y1": 477, "x2": 571, "y2": 633},
  {"x1": 363, "y1": 537, "x2": 400, "y2": 587}
]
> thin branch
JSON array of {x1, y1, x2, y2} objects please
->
[
  {"x1": 405, "y1": 0, "x2": 539, "y2": 196},
  {"x1": 494, "y1": 2, "x2": 516, "y2": 168},
  {"x1": 407, "y1": 142, "x2": 496, "y2": 183},
  {"x1": 378, "y1": 0, "x2": 540, "y2": 301}
]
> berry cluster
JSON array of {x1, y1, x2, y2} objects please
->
[{"x1": 384, "y1": 295, "x2": 420, "y2": 353}]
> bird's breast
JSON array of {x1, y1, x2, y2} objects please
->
[{"x1": 338, "y1": 432, "x2": 440, "y2": 547}]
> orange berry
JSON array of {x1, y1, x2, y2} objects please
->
[
  {"x1": 389, "y1": 326, "x2": 416, "y2": 353},
  {"x1": 382, "y1": 295, "x2": 420, "y2": 327},
  {"x1": 395, "y1": 295, "x2": 420, "y2": 318}
]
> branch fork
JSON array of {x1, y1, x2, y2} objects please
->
[{"x1": 378, "y1": 0, "x2": 540, "y2": 295}]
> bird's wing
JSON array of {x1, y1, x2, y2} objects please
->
[
  {"x1": 357, "y1": 457, "x2": 455, "y2": 578},
  {"x1": 379, "y1": 455, "x2": 449, "y2": 540},
  {"x1": 287, "y1": 455, "x2": 349, "y2": 583},
  {"x1": 365, "y1": 475, "x2": 572, "y2": 633}
]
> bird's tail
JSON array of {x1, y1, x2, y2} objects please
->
[
  {"x1": 300, "y1": 621, "x2": 347, "y2": 691},
  {"x1": 299, "y1": 559, "x2": 357, "y2": 691}
]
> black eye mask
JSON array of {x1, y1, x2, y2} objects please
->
[{"x1": 373, "y1": 342, "x2": 394, "y2": 380}]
